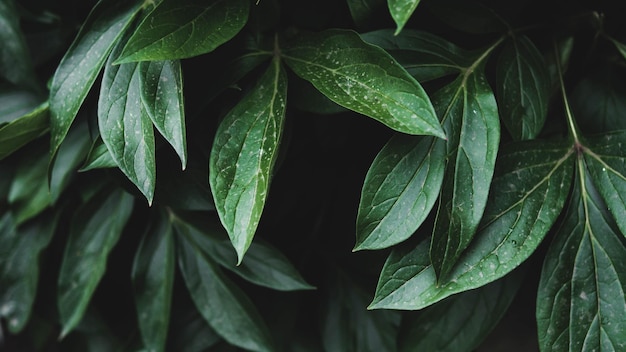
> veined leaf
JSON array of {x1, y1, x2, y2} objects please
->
[
  {"x1": 49, "y1": 0, "x2": 141, "y2": 159},
  {"x1": 99, "y1": 52, "x2": 156, "y2": 204},
  {"x1": 139, "y1": 60, "x2": 187, "y2": 169},
  {"x1": 536, "y1": 163, "x2": 626, "y2": 352},
  {"x1": 0, "y1": 102, "x2": 49, "y2": 161},
  {"x1": 132, "y1": 214, "x2": 175, "y2": 352},
  {"x1": 176, "y1": 234, "x2": 274, "y2": 352},
  {"x1": 430, "y1": 72, "x2": 500, "y2": 281},
  {"x1": 584, "y1": 131, "x2": 626, "y2": 237},
  {"x1": 496, "y1": 35, "x2": 550, "y2": 140},
  {"x1": 57, "y1": 188, "x2": 134, "y2": 338},
  {"x1": 282, "y1": 29, "x2": 445, "y2": 138},
  {"x1": 388, "y1": 0, "x2": 421, "y2": 35},
  {"x1": 0, "y1": 0, "x2": 38, "y2": 91},
  {"x1": 209, "y1": 57, "x2": 287, "y2": 263},
  {"x1": 370, "y1": 141, "x2": 574, "y2": 310},
  {"x1": 355, "y1": 134, "x2": 445, "y2": 250},
  {"x1": 0, "y1": 212, "x2": 58, "y2": 333},
  {"x1": 115, "y1": 0, "x2": 250, "y2": 63}
]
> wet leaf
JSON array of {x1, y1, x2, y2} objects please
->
[{"x1": 388, "y1": 0, "x2": 421, "y2": 35}]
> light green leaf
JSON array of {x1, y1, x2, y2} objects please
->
[
  {"x1": 80, "y1": 138, "x2": 117, "y2": 171},
  {"x1": 49, "y1": 119, "x2": 91, "y2": 203},
  {"x1": 430, "y1": 72, "x2": 500, "y2": 281},
  {"x1": 388, "y1": 0, "x2": 421, "y2": 35},
  {"x1": 370, "y1": 141, "x2": 574, "y2": 310},
  {"x1": 176, "y1": 234, "x2": 274, "y2": 352},
  {"x1": 282, "y1": 29, "x2": 445, "y2": 138},
  {"x1": 115, "y1": 0, "x2": 250, "y2": 63},
  {"x1": 99, "y1": 51, "x2": 156, "y2": 205},
  {"x1": 0, "y1": 102, "x2": 48, "y2": 161},
  {"x1": 0, "y1": 0, "x2": 39, "y2": 91},
  {"x1": 355, "y1": 134, "x2": 445, "y2": 250},
  {"x1": 0, "y1": 87, "x2": 42, "y2": 125},
  {"x1": 57, "y1": 188, "x2": 134, "y2": 338},
  {"x1": 8, "y1": 149, "x2": 51, "y2": 224},
  {"x1": 584, "y1": 131, "x2": 626, "y2": 237},
  {"x1": 132, "y1": 214, "x2": 175, "y2": 352},
  {"x1": 536, "y1": 163, "x2": 626, "y2": 352},
  {"x1": 496, "y1": 35, "x2": 550, "y2": 140},
  {"x1": 0, "y1": 212, "x2": 58, "y2": 333},
  {"x1": 49, "y1": 0, "x2": 141, "y2": 160},
  {"x1": 209, "y1": 57, "x2": 287, "y2": 263}
]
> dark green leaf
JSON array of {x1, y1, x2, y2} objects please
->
[
  {"x1": 346, "y1": 0, "x2": 386, "y2": 29},
  {"x1": 115, "y1": 0, "x2": 250, "y2": 63},
  {"x1": 0, "y1": 87, "x2": 42, "y2": 125},
  {"x1": 153, "y1": 155, "x2": 215, "y2": 211},
  {"x1": 132, "y1": 214, "x2": 175, "y2": 352},
  {"x1": 168, "y1": 308, "x2": 221, "y2": 352},
  {"x1": 205, "y1": 51, "x2": 272, "y2": 102},
  {"x1": 0, "y1": 212, "x2": 58, "y2": 333},
  {"x1": 496, "y1": 35, "x2": 550, "y2": 140},
  {"x1": 355, "y1": 134, "x2": 445, "y2": 250},
  {"x1": 430, "y1": 72, "x2": 500, "y2": 281},
  {"x1": 176, "y1": 234, "x2": 274, "y2": 352},
  {"x1": 0, "y1": 102, "x2": 49, "y2": 161},
  {"x1": 283, "y1": 29, "x2": 445, "y2": 138},
  {"x1": 370, "y1": 141, "x2": 574, "y2": 309},
  {"x1": 0, "y1": 0, "x2": 39, "y2": 91},
  {"x1": 388, "y1": 0, "x2": 422, "y2": 35},
  {"x1": 49, "y1": 119, "x2": 91, "y2": 203},
  {"x1": 57, "y1": 188, "x2": 134, "y2": 338},
  {"x1": 49, "y1": 0, "x2": 141, "y2": 159},
  {"x1": 80, "y1": 138, "x2": 117, "y2": 171},
  {"x1": 8, "y1": 149, "x2": 51, "y2": 224},
  {"x1": 139, "y1": 60, "x2": 187, "y2": 169},
  {"x1": 536, "y1": 164, "x2": 626, "y2": 352},
  {"x1": 209, "y1": 57, "x2": 287, "y2": 263},
  {"x1": 426, "y1": 0, "x2": 507, "y2": 34}
]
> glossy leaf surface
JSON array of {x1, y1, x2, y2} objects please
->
[
  {"x1": 388, "y1": 0, "x2": 421, "y2": 35},
  {"x1": 283, "y1": 29, "x2": 445, "y2": 138},
  {"x1": 116, "y1": 0, "x2": 249, "y2": 62},
  {"x1": 0, "y1": 102, "x2": 49, "y2": 161},
  {"x1": 210, "y1": 57, "x2": 287, "y2": 263}
]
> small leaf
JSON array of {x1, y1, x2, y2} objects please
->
[
  {"x1": 8, "y1": 149, "x2": 51, "y2": 224},
  {"x1": 496, "y1": 35, "x2": 551, "y2": 140},
  {"x1": 176, "y1": 234, "x2": 274, "y2": 352},
  {"x1": 99, "y1": 50, "x2": 156, "y2": 204},
  {"x1": 0, "y1": 102, "x2": 49, "y2": 161},
  {"x1": 49, "y1": 0, "x2": 141, "y2": 159},
  {"x1": 115, "y1": 0, "x2": 250, "y2": 63},
  {"x1": 370, "y1": 141, "x2": 574, "y2": 310},
  {"x1": 388, "y1": 0, "x2": 421, "y2": 35},
  {"x1": 139, "y1": 60, "x2": 187, "y2": 168},
  {"x1": 536, "y1": 164, "x2": 626, "y2": 352},
  {"x1": 430, "y1": 72, "x2": 500, "y2": 281},
  {"x1": 49, "y1": 119, "x2": 91, "y2": 203},
  {"x1": 209, "y1": 57, "x2": 287, "y2": 262},
  {"x1": 80, "y1": 138, "x2": 117, "y2": 171},
  {"x1": 609, "y1": 37, "x2": 626, "y2": 61},
  {"x1": 355, "y1": 134, "x2": 445, "y2": 250},
  {"x1": 132, "y1": 214, "x2": 175, "y2": 352},
  {"x1": 282, "y1": 29, "x2": 445, "y2": 138},
  {"x1": 0, "y1": 0, "x2": 39, "y2": 91},
  {"x1": 57, "y1": 188, "x2": 134, "y2": 338}
]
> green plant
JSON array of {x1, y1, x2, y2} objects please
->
[{"x1": 2, "y1": 0, "x2": 626, "y2": 351}]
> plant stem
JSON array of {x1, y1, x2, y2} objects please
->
[{"x1": 553, "y1": 41, "x2": 580, "y2": 144}]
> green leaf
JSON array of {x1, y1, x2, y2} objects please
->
[
  {"x1": 346, "y1": 0, "x2": 386, "y2": 29},
  {"x1": 49, "y1": 119, "x2": 91, "y2": 203},
  {"x1": 0, "y1": 212, "x2": 58, "y2": 333},
  {"x1": 8, "y1": 149, "x2": 51, "y2": 224},
  {"x1": 0, "y1": 0, "x2": 39, "y2": 91},
  {"x1": 209, "y1": 57, "x2": 287, "y2": 263},
  {"x1": 98, "y1": 53, "x2": 156, "y2": 205},
  {"x1": 355, "y1": 134, "x2": 445, "y2": 250},
  {"x1": 132, "y1": 214, "x2": 175, "y2": 352},
  {"x1": 176, "y1": 234, "x2": 274, "y2": 352},
  {"x1": 282, "y1": 29, "x2": 445, "y2": 138},
  {"x1": 370, "y1": 140, "x2": 574, "y2": 310},
  {"x1": 49, "y1": 0, "x2": 141, "y2": 160},
  {"x1": 398, "y1": 271, "x2": 523, "y2": 352},
  {"x1": 388, "y1": 0, "x2": 421, "y2": 35},
  {"x1": 496, "y1": 35, "x2": 551, "y2": 140},
  {"x1": 584, "y1": 131, "x2": 626, "y2": 237},
  {"x1": 80, "y1": 138, "x2": 117, "y2": 171},
  {"x1": 609, "y1": 37, "x2": 626, "y2": 61},
  {"x1": 536, "y1": 163, "x2": 626, "y2": 352},
  {"x1": 430, "y1": 72, "x2": 500, "y2": 281},
  {"x1": 115, "y1": 0, "x2": 250, "y2": 63},
  {"x1": 0, "y1": 102, "x2": 49, "y2": 161},
  {"x1": 168, "y1": 308, "x2": 221, "y2": 352},
  {"x1": 0, "y1": 87, "x2": 42, "y2": 125},
  {"x1": 57, "y1": 188, "x2": 134, "y2": 338}
]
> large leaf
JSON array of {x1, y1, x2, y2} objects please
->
[
  {"x1": 176, "y1": 234, "x2": 274, "y2": 352},
  {"x1": 98, "y1": 53, "x2": 156, "y2": 204},
  {"x1": 57, "y1": 188, "x2": 134, "y2": 338},
  {"x1": 0, "y1": 102, "x2": 49, "y2": 161},
  {"x1": 0, "y1": 0, "x2": 38, "y2": 91},
  {"x1": 355, "y1": 134, "x2": 445, "y2": 250},
  {"x1": 209, "y1": 57, "x2": 287, "y2": 263},
  {"x1": 49, "y1": 0, "x2": 141, "y2": 159},
  {"x1": 388, "y1": 0, "x2": 421, "y2": 35},
  {"x1": 370, "y1": 141, "x2": 574, "y2": 310},
  {"x1": 536, "y1": 163, "x2": 626, "y2": 351},
  {"x1": 430, "y1": 72, "x2": 500, "y2": 281},
  {"x1": 282, "y1": 29, "x2": 445, "y2": 138},
  {"x1": 139, "y1": 60, "x2": 187, "y2": 169},
  {"x1": 132, "y1": 214, "x2": 175, "y2": 352},
  {"x1": 115, "y1": 0, "x2": 250, "y2": 63},
  {"x1": 496, "y1": 35, "x2": 551, "y2": 140},
  {"x1": 0, "y1": 212, "x2": 58, "y2": 333}
]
